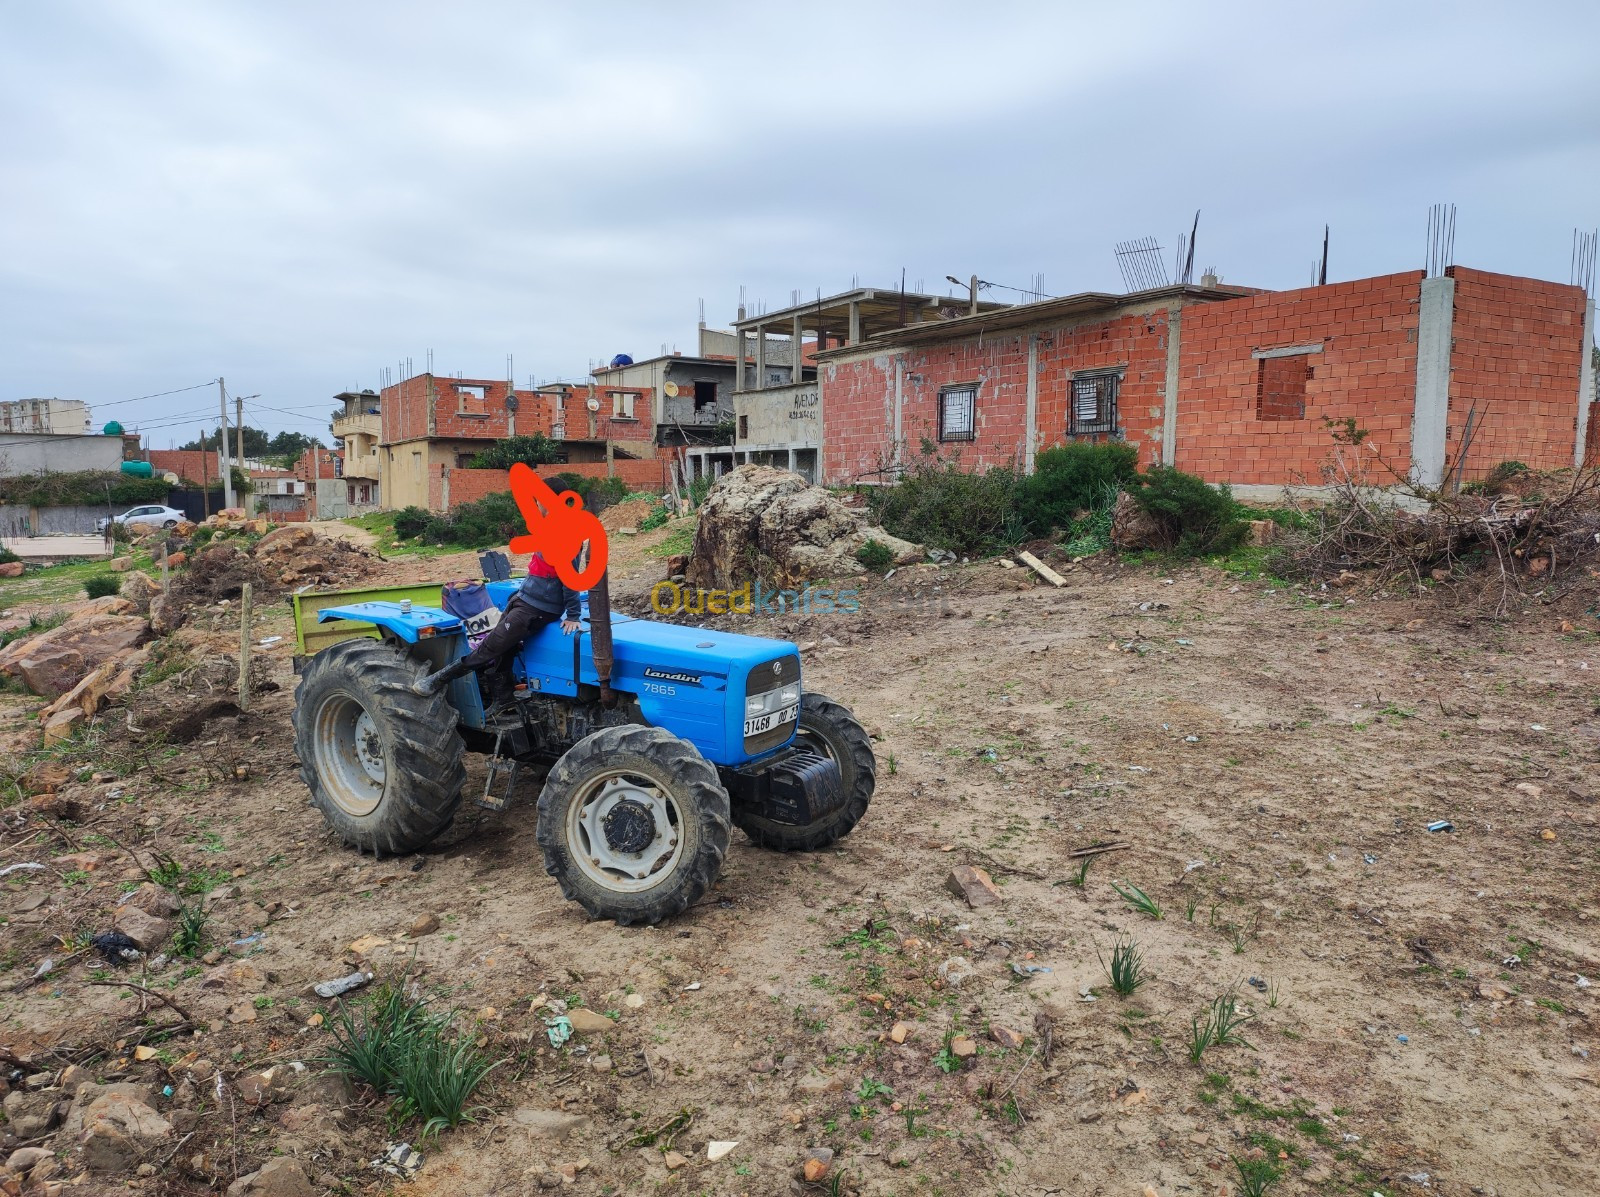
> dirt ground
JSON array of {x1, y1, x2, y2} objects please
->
[{"x1": 1, "y1": 524, "x2": 1597, "y2": 1197}]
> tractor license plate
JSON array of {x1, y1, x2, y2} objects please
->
[{"x1": 744, "y1": 703, "x2": 798, "y2": 738}]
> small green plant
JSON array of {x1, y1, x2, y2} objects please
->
[
  {"x1": 1184, "y1": 896, "x2": 1199, "y2": 923},
  {"x1": 1231, "y1": 1154, "x2": 1282, "y2": 1197},
  {"x1": 1111, "y1": 880, "x2": 1162, "y2": 920},
  {"x1": 172, "y1": 906, "x2": 208, "y2": 958},
  {"x1": 856, "y1": 1076, "x2": 893, "y2": 1101},
  {"x1": 320, "y1": 981, "x2": 498, "y2": 1137},
  {"x1": 1098, "y1": 934, "x2": 1146, "y2": 998},
  {"x1": 83, "y1": 574, "x2": 121, "y2": 600},
  {"x1": 1187, "y1": 992, "x2": 1254, "y2": 1064},
  {"x1": 1066, "y1": 855, "x2": 1096, "y2": 889},
  {"x1": 933, "y1": 1035, "x2": 961, "y2": 1074},
  {"x1": 855, "y1": 539, "x2": 894, "y2": 573}
]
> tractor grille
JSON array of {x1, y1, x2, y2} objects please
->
[{"x1": 743, "y1": 653, "x2": 801, "y2": 756}]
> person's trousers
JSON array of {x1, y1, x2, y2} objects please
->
[{"x1": 458, "y1": 598, "x2": 556, "y2": 674}]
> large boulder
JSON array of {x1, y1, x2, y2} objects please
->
[
  {"x1": 0, "y1": 614, "x2": 151, "y2": 698},
  {"x1": 1109, "y1": 490, "x2": 1165, "y2": 551},
  {"x1": 119, "y1": 570, "x2": 159, "y2": 614},
  {"x1": 685, "y1": 465, "x2": 920, "y2": 591}
]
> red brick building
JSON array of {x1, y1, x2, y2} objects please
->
[
  {"x1": 374, "y1": 374, "x2": 654, "y2": 511},
  {"x1": 819, "y1": 266, "x2": 1597, "y2": 496}
]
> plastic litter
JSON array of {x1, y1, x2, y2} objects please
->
[
  {"x1": 313, "y1": 971, "x2": 372, "y2": 999},
  {"x1": 1009, "y1": 962, "x2": 1052, "y2": 978},
  {"x1": 1529, "y1": 723, "x2": 1547, "y2": 732},
  {"x1": 1078, "y1": 982, "x2": 1097, "y2": 1003},
  {"x1": 370, "y1": 1142, "x2": 423, "y2": 1179},
  {"x1": 1406, "y1": 1172, "x2": 1431, "y2": 1186},
  {"x1": 1175, "y1": 638, "x2": 1194, "y2": 646},
  {"x1": 161, "y1": 1085, "x2": 174, "y2": 1098},
  {"x1": 1573, "y1": 1045, "x2": 1590, "y2": 1060},
  {"x1": 1363, "y1": 853, "x2": 1378, "y2": 865},
  {"x1": 1183, "y1": 735, "x2": 1200, "y2": 743},
  {"x1": 1396, "y1": 1034, "x2": 1409, "y2": 1043},
  {"x1": 1425, "y1": 820, "x2": 1454, "y2": 833},
  {"x1": 1503, "y1": 955, "x2": 1521, "y2": 969},
  {"x1": 257, "y1": 635, "x2": 283, "y2": 645},
  {"x1": 0, "y1": 862, "x2": 44, "y2": 877},
  {"x1": 92, "y1": 931, "x2": 142, "y2": 964},
  {"x1": 31, "y1": 957, "x2": 55, "y2": 981},
  {"x1": 545, "y1": 1016, "x2": 573, "y2": 1049},
  {"x1": 1247, "y1": 977, "x2": 1267, "y2": 991},
  {"x1": 682, "y1": 982, "x2": 703, "y2": 991},
  {"x1": 1576, "y1": 975, "x2": 1591, "y2": 989},
  {"x1": 231, "y1": 932, "x2": 266, "y2": 949}
]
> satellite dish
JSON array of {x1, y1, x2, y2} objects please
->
[
  {"x1": 585, "y1": 396, "x2": 601, "y2": 412},
  {"x1": 663, "y1": 382, "x2": 679, "y2": 398}
]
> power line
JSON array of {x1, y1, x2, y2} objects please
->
[{"x1": 87, "y1": 381, "x2": 220, "y2": 410}]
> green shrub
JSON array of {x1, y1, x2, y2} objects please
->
[
  {"x1": 0, "y1": 471, "x2": 170, "y2": 508},
  {"x1": 1131, "y1": 467, "x2": 1249, "y2": 557},
  {"x1": 83, "y1": 575, "x2": 121, "y2": 600},
  {"x1": 321, "y1": 982, "x2": 498, "y2": 1138},
  {"x1": 544, "y1": 472, "x2": 629, "y2": 513},
  {"x1": 393, "y1": 505, "x2": 432, "y2": 540},
  {"x1": 189, "y1": 525, "x2": 215, "y2": 548},
  {"x1": 866, "y1": 455, "x2": 1023, "y2": 557},
  {"x1": 467, "y1": 433, "x2": 562, "y2": 470},
  {"x1": 1463, "y1": 458, "x2": 1532, "y2": 495},
  {"x1": 1014, "y1": 442, "x2": 1138, "y2": 536},
  {"x1": 0, "y1": 548, "x2": 18, "y2": 566},
  {"x1": 418, "y1": 492, "x2": 527, "y2": 549},
  {"x1": 856, "y1": 539, "x2": 894, "y2": 573}
]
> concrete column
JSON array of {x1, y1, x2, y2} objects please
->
[
  {"x1": 787, "y1": 447, "x2": 796, "y2": 474},
  {"x1": 893, "y1": 357, "x2": 904, "y2": 471},
  {"x1": 1411, "y1": 275, "x2": 1456, "y2": 491},
  {"x1": 848, "y1": 302, "x2": 861, "y2": 345},
  {"x1": 791, "y1": 314, "x2": 803, "y2": 383},
  {"x1": 1161, "y1": 305, "x2": 1182, "y2": 466},
  {"x1": 1574, "y1": 298, "x2": 1596, "y2": 469},
  {"x1": 1024, "y1": 334, "x2": 1039, "y2": 474},
  {"x1": 754, "y1": 324, "x2": 766, "y2": 390},
  {"x1": 733, "y1": 330, "x2": 745, "y2": 393}
]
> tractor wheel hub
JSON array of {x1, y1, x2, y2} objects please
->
[{"x1": 602, "y1": 799, "x2": 657, "y2": 854}]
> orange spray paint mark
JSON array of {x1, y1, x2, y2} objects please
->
[{"x1": 506, "y1": 463, "x2": 609, "y2": 590}]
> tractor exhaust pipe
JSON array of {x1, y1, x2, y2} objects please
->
[{"x1": 588, "y1": 566, "x2": 617, "y2": 708}]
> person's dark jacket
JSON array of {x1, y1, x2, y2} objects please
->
[{"x1": 516, "y1": 554, "x2": 581, "y2": 620}]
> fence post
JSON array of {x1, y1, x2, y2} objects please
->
[{"x1": 237, "y1": 582, "x2": 252, "y2": 713}]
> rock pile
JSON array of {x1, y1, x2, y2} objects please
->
[{"x1": 685, "y1": 465, "x2": 920, "y2": 590}]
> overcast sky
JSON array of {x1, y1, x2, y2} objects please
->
[{"x1": 3, "y1": 1, "x2": 1597, "y2": 446}]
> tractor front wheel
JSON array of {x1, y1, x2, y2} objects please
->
[
  {"x1": 293, "y1": 638, "x2": 466, "y2": 856},
  {"x1": 536, "y1": 725, "x2": 730, "y2": 925},
  {"x1": 734, "y1": 692, "x2": 876, "y2": 851}
]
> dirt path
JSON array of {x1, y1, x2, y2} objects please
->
[{"x1": 2, "y1": 545, "x2": 1596, "y2": 1196}]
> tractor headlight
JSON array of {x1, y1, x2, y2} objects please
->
[
  {"x1": 777, "y1": 684, "x2": 800, "y2": 707},
  {"x1": 746, "y1": 696, "x2": 766, "y2": 716}
]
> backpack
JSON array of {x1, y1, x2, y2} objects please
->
[{"x1": 441, "y1": 581, "x2": 500, "y2": 649}]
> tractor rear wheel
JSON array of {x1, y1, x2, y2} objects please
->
[
  {"x1": 294, "y1": 638, "x2": 466, "y2": 856},
  {"x1": 734, "y1": 692, "x2": 876, "y2": 852},
  {"x1": 536, "y1": 725, "x2": 730, "y2": 925}
]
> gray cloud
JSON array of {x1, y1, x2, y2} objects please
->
[{"x1": 2, "y1": 0, "x2": 1596, "y2": 442}]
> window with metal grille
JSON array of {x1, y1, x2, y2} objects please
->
[
  {"x1": 939, "y1": 385, "x2": 976, "y2": 441},
  {"x1": 1070, "y1": 371, "x2": 1120, "y2": 435},
  {"x1": 1256, "y1": 355, "x2": 1310, "y2": 420}
]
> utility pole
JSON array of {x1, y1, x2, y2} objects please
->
[
  {"x1": 969, "y1": 274, "x2": 979, "y2": 316},
  {"x1": 235, "y1": 392, "x2": 245, "y2": 512},
  {"x1": 218, "y1": 377, "x2": 234, "y2": 510}
]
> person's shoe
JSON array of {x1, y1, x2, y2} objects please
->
[{"x1": 413, "y1": 662, "x2": 469, "y2": 696}]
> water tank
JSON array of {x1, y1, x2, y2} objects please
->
[
  {"x1": 609, "y1": 353, "x2": 634, "y2": 368},
  {"x1": 119, "y1": 460, "x2": 153, "y2": 478},
  {"x1": 102, "y1": 420, "x2": 125, "y2": 436}
]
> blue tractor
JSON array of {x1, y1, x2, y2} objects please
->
[{"x1": 290, "y1": 574, "x2": 875, "y2": 925}]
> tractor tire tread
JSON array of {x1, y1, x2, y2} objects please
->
[
  {"x1": 293, "y1": 638, "x2": 466, "y2": 857},
  {"x1": 536, "y1": 725, "x2": 729, "y2": 926}
]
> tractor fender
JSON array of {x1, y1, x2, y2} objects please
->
[{"x1": 314, "y1": 600, "x2": 462, "y2": 645}]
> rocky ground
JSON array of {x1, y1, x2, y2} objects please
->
[{"x1": 0, "y1": 513, "x2": 1595, "y2": 1197}]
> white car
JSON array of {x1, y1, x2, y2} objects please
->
[{"x1": 97, "y1": 504, "x2": 187, "y2": 533}]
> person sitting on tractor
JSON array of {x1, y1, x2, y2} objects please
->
[{"x1": 413, "y1": 552, "x2": 582, "y2": 697}]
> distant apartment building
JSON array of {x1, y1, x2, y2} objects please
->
[
  {"x1": 371, "y1": 373, "x2": 657, "y2": 512},
  {"x1": 0, "y1": 398, "x2": 92, "y2": 436},
  {"x1": 331, "y1": 389, "x2": 382, "y2": 489}
]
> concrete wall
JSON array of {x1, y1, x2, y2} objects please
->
[
  {"x1": 0, "y1": 504, "x2": 114, "y2": 536},
  {"x1": 0, "y1": 434, "x2": 123, "y2": 477},
  {"x1": 736, "y1": 381, "x2": 819, "y2": 449}
]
